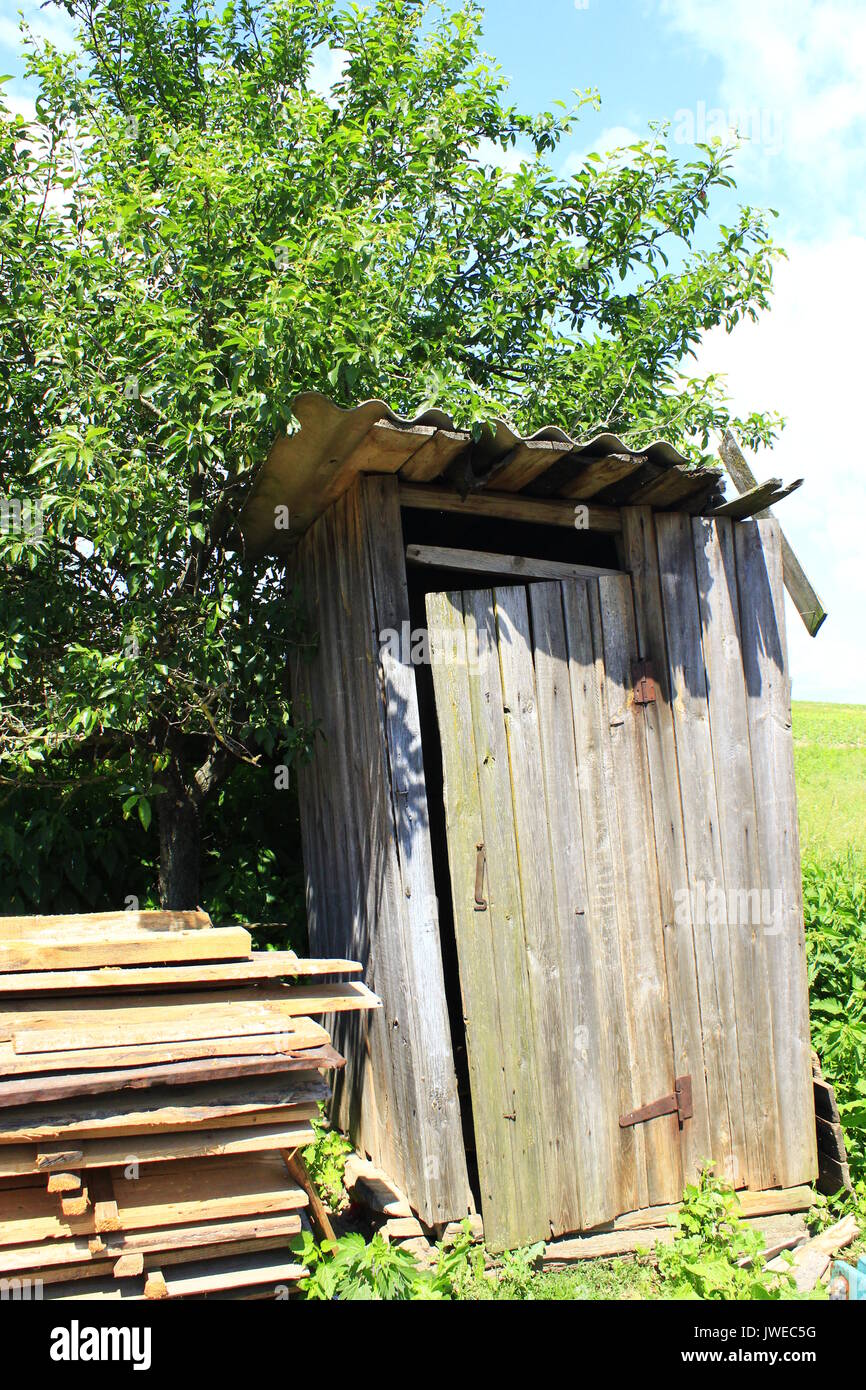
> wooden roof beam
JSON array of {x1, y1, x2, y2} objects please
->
[{"x1": 397, "y1": 481, "x2": 622, "y2": 532}]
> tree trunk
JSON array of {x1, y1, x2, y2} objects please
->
[{"x1": 157, "y1": 782, "x2": 201, "y2": 909}]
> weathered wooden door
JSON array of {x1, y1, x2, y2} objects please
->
[
  {"x1": 426, "y1": 513, "x2": 817, "y2": 1250},
  {"x1": 426, "y1": 576, "x2": 686, "y2": 1250}
]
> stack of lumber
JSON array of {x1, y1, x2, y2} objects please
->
[{"x1": 0, "y1": 910, "x2": 379, "y2": 1300}]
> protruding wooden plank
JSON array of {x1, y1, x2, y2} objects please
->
[
  {"x1": 0, "y1": 1021, "x2": 327, "y2": 1074},
  {"x1": 406, "y1": 544, "x2": 620, "y2": 581},
  {"x1": 718, "y1": 430, "x2": 826, "y2": 635},
  {"x1": 398, "y1": 481, "x2": 622, "y2": 531},
  {"x1": 706, "y1": 478, "x2": 782, "y2": 519},
  {"x1": 0, "y1": 1076, "x2": 327, "y2": 1143},
  {"x1": 0, "y1": 1213, "x2": 304, "y2": 1277},
  {"x1": 0, "y1": 926, "x2": 252, "y2": 973},
  {"x1": 734, "y1": 518, "x2": 818, "y2": 1187},
  {"x1": 0, "y1": 910, "x2": 211, "y2": 937},
  {"x1": 10, "y1": 982, "x2": 378, "y2": 1054},
  {"x1": 0, "y1": 953, "x2": 362, "y2": 996}
]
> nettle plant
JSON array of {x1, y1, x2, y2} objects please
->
[{"x1": 1, "y1": 0, "x2": 783, "y2": 906}]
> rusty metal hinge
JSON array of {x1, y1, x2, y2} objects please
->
[
  {"x1": 620, "y1": 1075, "x2": 693, "y2": 1128},
  {"x1": 632, "y1": 657, "x2": 656, "y2": 705},
  {"x1": 474, "y1": 842, "x2": 487, "y2": 911}
]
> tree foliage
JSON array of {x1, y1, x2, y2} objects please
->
[{"x1": 0, "y1": 0, "x2": 784, "y2": 905}]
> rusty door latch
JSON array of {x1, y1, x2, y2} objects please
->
[
  {"x1": 620, "y1": 1075, "x2": 693, "y2": 1128},
  {"x1": 632, "y1": 658, "x2": 656, "y2": 705},
  {"x1": 474, "y1": 842, "x2": 487, "y2": 911}
]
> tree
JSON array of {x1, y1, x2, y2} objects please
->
[{"x1": 0, "y1": 0, "x2": 783, "y2": 907}]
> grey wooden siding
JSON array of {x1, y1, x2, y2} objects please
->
[{"x1": 289, "y1": 476, "x2": 472, "y2": 1225}]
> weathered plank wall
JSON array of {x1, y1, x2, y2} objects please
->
[
  {"x1": 288, "y1": 477, "x2": 472, "y2": 1224},
  {"x1": 628, "y1": 507, "x2": 816, "y2": 1193}
]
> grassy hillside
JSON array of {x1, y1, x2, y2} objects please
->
[{"x1": 793, "y1": 701, "x2": 866, "y2": 857}]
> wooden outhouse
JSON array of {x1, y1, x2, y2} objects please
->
[{"x1": 239, "y1": 393, "x2": 819, "y2": 1249}]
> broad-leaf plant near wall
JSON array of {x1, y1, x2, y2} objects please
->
[{"x1": 1, "y1": 0, "x2": 784, "y2": 907}]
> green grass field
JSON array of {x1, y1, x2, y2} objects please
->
[{"x1": 793, "y1": 701, "x2": 866, "y2": 857}]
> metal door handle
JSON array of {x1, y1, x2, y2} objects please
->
[{"x1": 474, "y1": 843, "x2": 487, "y2": 911}]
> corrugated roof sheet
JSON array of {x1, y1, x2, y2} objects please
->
[{"x1": 238, "y1": 391, "x2": 727, "y2": 555}]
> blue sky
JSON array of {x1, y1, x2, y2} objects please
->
[{"x1": 2, "y1": 0, "x2": 863, "y2": 701}]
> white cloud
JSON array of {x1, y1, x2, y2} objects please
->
[
  {"x1": 660, "y1": 0, "x2": 866, "y2": 214},
  {"x1": 307, "y1": 44, "x2": 348, "y2": 107},
  {"x1": 475, "y1": 136, "x2": 533, "y2": 175},
  {"x1": 692, "y1": 238, "x2": 866, "y2": 701},
  {"x1": 0, "y1": 3, "x2": 76, "y2": 54},
  {"x1": 1, "y1": 88, "x2": 36, "y2": 121}
]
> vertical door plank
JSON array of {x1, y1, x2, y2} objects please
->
[
  {"x1": 620, "y1": 507, "x2": 712, "y2": 1178},
  {"x1": 655, "y1": 512, "x2": 744, "y2": 1184},
  {"x1": 463, "y1": 588, "x2": 551, "y2": 1247},
  {"x1": 561, "y1": 580, "x2": 645, "y2": 1215},
  {"x1": 692, "y1": 516, "x2": 782, "y2": 1190},
  {"x1": 529, "y1": 582, "x2": 618, "y2": 1230},
  {"x1": 426, "y1": 590, "x2": 526, "y2": 1247},
  {"x1": 494, "y1": 584, "x2": 581, "y2": 1235},
  {"x1": 734, "y1": 518, "x2": 817, "y2": 1188},
  {"x1": 596, "y1": 575, "x2": 683, "y2": 1206},
  {"x1": 359, "y1": 477, "x2": 472, "y2": 1220}
]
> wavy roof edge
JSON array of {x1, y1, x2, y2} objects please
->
[
  {"x1": 280, "y1": 391, "x2": 692, "y2": 465},
  {"x1": 238, "y1": 391, "x2": 726, "y2": 556}
]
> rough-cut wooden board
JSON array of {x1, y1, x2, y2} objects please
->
[
  {"x1": 0, "y1": 1212, "x2": 303, "y2": 1276},
  {"x1": 718, "y1": 430, "x2": 826, "y2": 636},
  {"x1": 428, "y1": 586, "x2": 549, "y2": 1250},
  {"x1": 0, "y1": 910, "x2": 211, "y2": 938},
  {"x1": 0, "y1": 1043, "x2": 343, "y2": 1109},
  {"x1": 397, "y1": 481, "x2": 622, "y2": 532},
  {"x1": 406, "y1": 543, "x2": 620, "y2": 581},
  {"x1": 620, "y1": 507, "x2": 712, "y2": 1180},
  {"x1": 734, "y1": 518, "x2": 818, "y2": 1188},
  {"x1": 291, "y1": 498, "x2": 398, "y2": 1180},
  {"x1": 0, "y1": 1154, "x2": 307, "y2": 1246},
  {"x1": 47, "y1": 1249, "x2": 308, "y2": 1300},
  {"x1": 691, "y1": 516, "x2": 782, "y2": 1190},
  {"x1": 114, "y1": 1154, "x2": 309, "y2": 1232},
  {"x1": 528, "y1": 582, "x2": 616, "y2": 1231},
  {"x1": 289, "y1": 476, "x2": 472, "y2": 1225},
  {"x1": 561, "y1": 579, "x2": 644, "y2": 1218},
  {"x1": 9, "y1": 982, "x2": 378, "y2": 1053},
  {"x1": 595, "y1": 574, "x2": 682, "y2": 1207},
  {"x1": 33, "y1": 1121, "x2": 315, "y2": 1173},
  {"x1": 0, "y1": 1074, "x2": 327, "y2": 1143},
  {"x1": 0, "y1": 926, "x2": 251, "y2": 973},
  {"x1": 0, "y1": 1020, "x2": 328, "y2": 1074},
  {"x1": 655, "y1": 511, "x2": 745, "y2": 1185},
  {"x1": 0, "y1": 952, "x2": 362, "y2": 996},
  {"x1": 426, "y1": 589, "x2": 523, "y2": 1242},
  {"x1": 493, "y1": 583, "x2": 582, "y2": 1236},
  {"x1": 361, "y1": 477, "x2": 472, "y2": 1222}
]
